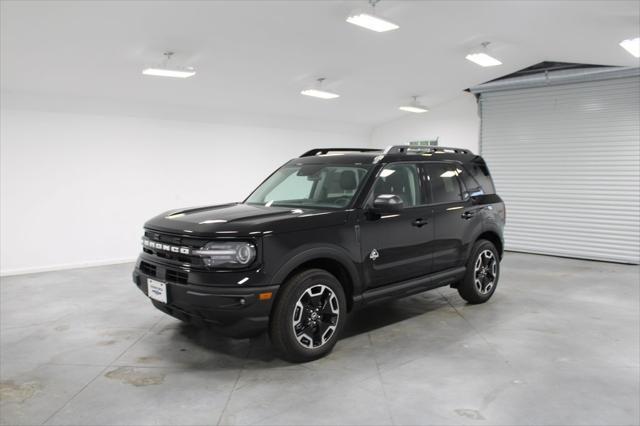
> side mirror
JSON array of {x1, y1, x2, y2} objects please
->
[{"x1": 373, "y1": 194, "x2": 404, "y2": 214}]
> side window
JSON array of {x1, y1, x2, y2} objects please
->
[
  {"x1": 373, "y1": 163, "x2": 423, "y2": 207},
  {"x1": 429, "y1": 164, "x2": 464, "y2": 203},
  {"x1": 469, "y1": 158, "x2": 496, "y2": 194},
  {"x1": 322, "y1": 167, "x2": 360, "y2": 198},
  {"x1": 458, "y1": 166, "x2": 484, "y2": 197}
]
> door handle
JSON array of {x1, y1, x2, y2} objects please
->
[
  {"x1": 461, "y1": 211, "x2": 475, "y2": 220},
  {"x1": 412, "y1": 218, "x2": 427, "y2": 227}
]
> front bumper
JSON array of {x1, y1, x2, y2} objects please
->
[{"x1": 132, "y1": 266, "x2": 279, "y2": 338}]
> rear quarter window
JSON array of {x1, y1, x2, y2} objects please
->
[{"x1": 468, "y1": 158, "x2": 496, "y2": 194}]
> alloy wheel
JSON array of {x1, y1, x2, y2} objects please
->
[
  {"x1": 292, "y1": 284, "x2": 339, "y2": 349},
  {"x1": 474, "y1": 250, "x2": 497, "y2": 295}
]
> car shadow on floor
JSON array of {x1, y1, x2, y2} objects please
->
[
  {"x1": 166, "y1": 291, "x2": 455, "y2": 365},
  {"x1": 341, "y1": 292, "x2": 453, "y2": 338}
]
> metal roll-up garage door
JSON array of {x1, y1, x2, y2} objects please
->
[{"x1": 472, "y1": 68, "x2": 640, "y2": 264}]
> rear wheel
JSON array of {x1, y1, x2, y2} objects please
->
[
  {"x1": 269, "y1": 269, "x2": 346, "y2": 362},
  {"x1": 457, "y1": 239, "x2": 500, "y2": 304}
]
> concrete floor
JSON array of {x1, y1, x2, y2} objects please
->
[{"x1": 0, "y1": 252, "x2": 638, "y2": 426}]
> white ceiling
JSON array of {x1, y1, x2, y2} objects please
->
[{"x1": 1, "y1": 0, "x2": 639, "y2": 128}]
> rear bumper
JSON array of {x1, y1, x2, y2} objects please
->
[{"x1": 132, "y1": 269, "x2": 279, "y2": 338}]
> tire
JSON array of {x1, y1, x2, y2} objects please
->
[
  {"x1": 457, "y1": 239, "x2": 500, "y2": 304},
  {"x1": 269, "y1": 268, "x2": 346, "y2": 363}
]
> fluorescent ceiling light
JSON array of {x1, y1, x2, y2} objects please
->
[
  {"x1": 466, "y1": 42, "x2": 502, "y2": 67},
  {"x1": 399, "y1": 96, "x2": 428, "y2": 113},
  {"x1": 301, "y1": 78, "x2": 340, "y2": 99},
  {"x1": 465, "y1": 52, "x2": 502, "y2": 67},
  {"x1": 346, "y1": 13, "x2": 398, "y2": 32},
  {"x1": 620, "y1": 37, "x2": 640, "y2": 58},
  {"x1": 142, "y1": 51, "x2": 196, "y2": 78},
  {"x1": 142, "y1": 67, "x2": 196, "y2": 78},
  {"x1": 300, "y1": 89, "x2": 340, "y2": 99},
  {"x1": 399, "y1": 105, "x2": 429, "y2": 113}
]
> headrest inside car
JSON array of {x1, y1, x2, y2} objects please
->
[{"x1": 340, "y1": 170, "x2": 357, "y2": 191}]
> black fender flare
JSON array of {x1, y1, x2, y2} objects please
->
[
  {"x1": 269, "y1": 244, "x2": 362, "y2": 294},
  {"x1": 473, "y1": 224, "x2": 504, "y2": 258}
]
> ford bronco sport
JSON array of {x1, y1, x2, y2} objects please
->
[{"x1": 133, "y1": 145, "x2": 505, "y2": 362}]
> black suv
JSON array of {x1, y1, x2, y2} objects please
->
[{"x1": 133, "y1": 146, "x2": 505, "y2": 362}]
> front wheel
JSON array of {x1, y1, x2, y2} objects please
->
[
  {"x1": 269, "y1": 269, "x2": 346, "y2": 363},
  {"x1": 457, "y1": 239, "x2": 500, "y2": 304}
]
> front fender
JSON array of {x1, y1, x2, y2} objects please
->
[{"x1": 269, "y1": 243, "x2": 362, "y2": 294}]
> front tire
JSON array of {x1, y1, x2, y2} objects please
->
[
  {"x1": 269, "y1": 269, "x2": 346, "y2": 363},
  {"x1": 457, "y1": 239, "x2": 500, "y2": 304}
]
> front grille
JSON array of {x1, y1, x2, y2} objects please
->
[
  {"x1": 140, "y1": 261, "x2": 156, "y2": 277},
  {"x1": 154, "y1": 251, "x2": 193, "y2": 263},
  {"x1": 144, "y1": 231, "x2": 209, "y2": 248},
  {"x1": 166, "y1": 269, "x2": 188, "y2": 284},
  {"x1": 143, "y1": 230, "x2": 207, "y2": 268}
]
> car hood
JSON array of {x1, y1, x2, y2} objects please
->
[{"x1": 144, "y1": 202, "x2": 350, "y2": 237}]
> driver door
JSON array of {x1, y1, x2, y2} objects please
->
[{"x1": 358, "y1": 163, "x2": 435, "y2": 289}]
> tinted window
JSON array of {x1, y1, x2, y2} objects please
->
[
  {"x1": 372, "y1": 164, "x2": 423, "y2": 207},
  {"x1": 458, "y1": 166, "x2": 484, "y2": 197},
  {"x1": 468, "y1": 158, "x2": 496, "y2": 194},
  {"x1": 429, "y1": 164, "x2": 464, "y2": 203}
]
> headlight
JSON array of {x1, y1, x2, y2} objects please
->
[{"x1": 193, "y1": 242, "x2": 257, "y2": 269}]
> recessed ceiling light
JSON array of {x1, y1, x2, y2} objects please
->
[
  {"x1": 346, "y1": 0, "x2": 398, "y2": 33},
  {"x1": 142, "y1": 52, "x2": 196, "y2": 79},
  {"x1": 466, "y1": 42, "x2": 502, "y2": 67},
  {"x1": 620, "y1": 37, "x2": 640, "y2": 58},
  {"x1": 301, "y1": 78, "x2": 340, "y2": 100},
  {"x1": 399, "y1": 96, "x2": 429, "y2": 113}
]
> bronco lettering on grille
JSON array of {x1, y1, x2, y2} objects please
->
[{"x1": 141, "y1": 237, "x2": 191, "y2": 255}]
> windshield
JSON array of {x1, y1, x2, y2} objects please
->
[{"x1": 245, "y1": 164, "x2": 372, "y2": 209}]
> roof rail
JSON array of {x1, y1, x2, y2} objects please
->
[
  {"x1": 383, "y1": 145, "x2": 473, "y2": 155},
  {"x1": 300, "y1": 148, "x2": 382, "y2": 157}
]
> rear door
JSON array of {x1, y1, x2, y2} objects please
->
[
  {"x1": 425, "y1": 162, "x2": 483, "y2": 272},
  {"x1": 358, "y1": 163, "x2": 434, "y2": 289}
]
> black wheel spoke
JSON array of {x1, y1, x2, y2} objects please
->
[
  {"x1": 295, "y1": 322, "x2": 313, "y2": 337},
  {"x1": 320, "y1": 299, "x2": 334, "y2": 315},
  {"x1": 483, "y1": 275, "x2": 491, "y2": 286},
  {"x1": 322, "y1": 313, "x2": 338, "y2": 325},
  {"x1": 312, "y1": 323, "x2": 323, "y2": 346},
  {"x1": 301, "y1": 293, "x2": 312, "y2": 306},
  {"x1": 311, "y1": 294, "x2": 323, "y2": 310},
  {"x1": 316, "y1": 320, "x2": 330, "y2": 339},
  {"x1": 487, "y1": 268, "x2": 495, "y2": 279}
]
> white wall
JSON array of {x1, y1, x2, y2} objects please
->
[
  {"x1": 0, "y1": 102, "x2": 368, "y2": 275},
  {"x1": 371, "y1": 93, "x2": 480, "y2": 153},
  {"x1": 0, "y1": 92, "x2": 480, "y2": 275}
]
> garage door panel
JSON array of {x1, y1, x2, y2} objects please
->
[{"x1": 479, "y1": 75, "x2": 640, "y2": 264}]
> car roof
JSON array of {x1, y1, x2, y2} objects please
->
[{"x1": 286, "y1": 146, "x2": 479, "y2": 166}]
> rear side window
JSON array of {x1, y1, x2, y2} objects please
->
[
  {"x1": 428, "y1": 164, "x2": 464, "y2": 203},
  {"x1": 468, "y1": 158, "x2": 496, "y2": 194},
  {"x1": 458, "y1": 166, "x2": 484, "y2": 197}
]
